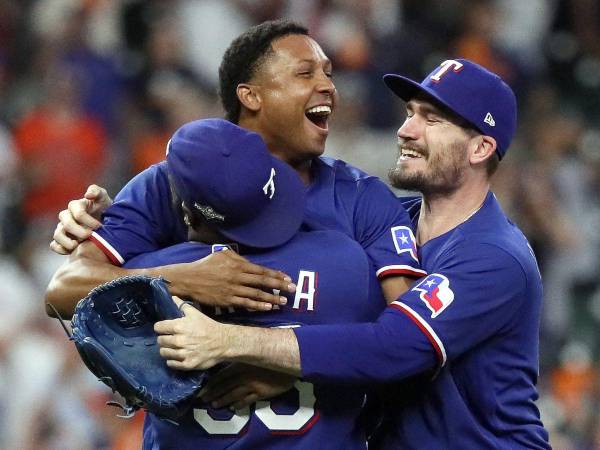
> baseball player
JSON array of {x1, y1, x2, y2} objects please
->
[
  {"x1": 46, "y1": 20, "x2": 423, "y2": 319},
  {"x1": 124, "y1": 118, "x2": 384, "y2": 449},
  {"x1": 154, "y1": 60, "x2": 551, "y2": 449}
]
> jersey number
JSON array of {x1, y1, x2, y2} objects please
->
[{"x1": 193, "y1": 380, "x2": 317, "y2": 434}]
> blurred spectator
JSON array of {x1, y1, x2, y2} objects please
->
[
  {"x1": 452, "y1": 0, "x2": 520, "y2": 86},
  {"x1": 31, "y1": 0, "x2": 126, "y2": 133},
  {"x1": 125, "y1": 11, "x2": 219, "y2": 173},
  {"x1": 0, "y1": 122, "x2": 24, "y2": 253},
  {"x1": 176, "y1": 0, "x2": 253, "y2": 87},
  {"x1": 494, "y1": 0, "x2": 556, "y2": 76},
  {"x1": 12, "y1": 64, "x2": 107, "y2": 225}
]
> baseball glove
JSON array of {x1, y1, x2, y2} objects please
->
[{"x1": 70, "y1": 275, "x2": 207, "y2": 422}]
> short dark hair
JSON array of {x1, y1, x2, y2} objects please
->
[{"x1": 218, "y1": 20, "x2": 309, "y2": 123}]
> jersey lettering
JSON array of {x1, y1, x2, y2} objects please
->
[
  {"x1": 193, "y1": 381, "x2": 317, "y2": 435},
  {"x1": 255, "y1": 381, "x2": 317, "y2": 433},
  {"x1": 193, "y1": 406, "x2": 251, "y2": 434},
  {"x1": 293, "y1": 270, "x2": 317, "y2": 311},
  {"x1": 430, "y1": 59, "x2": 464, "y2": 83}
]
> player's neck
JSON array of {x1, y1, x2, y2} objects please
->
[{"x1": 416, "y1": 183, "x2": 489, "y2": 246}]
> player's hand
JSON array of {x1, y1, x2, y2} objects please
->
[
  {"x1": 164, "y1": 249, "x2": 296, "y2": 311},
  {"x1": 199, "y1": 363, "x2": 297, "y2": 410},
  {"x1": 156, "y1": 299, "x2": 226, "y2": 370},
  {"x1": 50, "y1": 184, "x2": 113, "y2": 255}
]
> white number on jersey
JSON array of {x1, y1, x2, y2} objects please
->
[{"x1": 193, "y1": 380, "x2": 318, "y2": 435}]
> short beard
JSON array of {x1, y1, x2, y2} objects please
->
[{"x1": 389, "y1": 141, "x2": 467, "y2": 196}]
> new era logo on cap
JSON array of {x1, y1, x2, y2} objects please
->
[{"x1": 383, "y1": 59, "x2": 517, "y2": 159}]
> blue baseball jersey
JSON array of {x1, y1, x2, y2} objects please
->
[
  {"x1": 294, "y1": 192, "x2": 550, "y2": 449},
  {"x1": 124, "y1": 229, "x2": 386, "y2": 450},
  {"x1": 90, "y1": 157, "x2": 424, "y2": 278}
]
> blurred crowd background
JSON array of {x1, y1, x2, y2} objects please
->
[{"x1": 0, "y1": 0, "x2": 599, "y2": 448}]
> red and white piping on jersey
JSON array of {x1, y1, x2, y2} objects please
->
[
  {"x1": 377, "y1": 265, "x2": 427, "y2": 279},
  {"x1": 390, "y1": 301, "x2": 447, "y2": 367},
  {"x1": 89, "y1": 232, "x2": 125, "y2": 266}
]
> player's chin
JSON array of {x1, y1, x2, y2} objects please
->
[
  {"x1": 301, "y1": 143, "x2": 326, "y2": 159},
  {"x1": 305, "y1": 132, "x2": 328, "y2": 156}
]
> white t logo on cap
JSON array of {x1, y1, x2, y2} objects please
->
[
  {"x1": 430, "y1": 60, "x2": 464, "y2": 83},
  {"x1": 263, "y1": 168, "x2": 276, "y2": 199}
]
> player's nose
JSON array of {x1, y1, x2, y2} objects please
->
[
  {"x1": 316, "y1": 72, "x2": 335, "y2": 96},
  {"x1": 398, "y1": 115, "x2": 422, "y2": 141}
]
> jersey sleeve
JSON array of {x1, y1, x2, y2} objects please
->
[
  {"x1": 390, "y1": 241, "x2": 527, "y2": 367},
  {"x1": 353, "y1": 178, "x2": 425, "y2": 279},
  {"x1": 294, "y1": 241, "x2": 526, "y2": 384},
  {"x1": 90, "y1": 163, "x2": 186, "y2": 265}
]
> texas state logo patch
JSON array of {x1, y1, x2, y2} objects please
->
[
  {"x1": 412, "y1": 273, "x2": 454, "y2": 318},
  {"x1": 391, "y1": 226, "x2": 418, "y2": 262}
]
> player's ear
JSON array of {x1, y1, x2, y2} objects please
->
[
  {"x1": 469, "y1": 134, "x2": 496, "y2": 166},
  {"x1": 237, "y1": 84, "x2": 261, "y2": 112}
]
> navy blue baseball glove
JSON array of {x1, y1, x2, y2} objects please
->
[{"x1": 70, "y1": 275, "x2": 207, "y2": 422}]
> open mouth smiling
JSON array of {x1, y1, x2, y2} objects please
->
[
  {"x1": 305, "y1": 105, "x2": 331, "y2": 129},
  {"x1": 400, "y1": 148, "x2": 425, "y2": 160}
]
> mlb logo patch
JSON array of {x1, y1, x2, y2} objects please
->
[
  {"x1": 391, "y1": 226, "x2": 418, "y2": 262},
  {"x1": 412, "y1": 273, "x2": 454, "y2": 318},
  {"x1": 211, "y1": 243, "x2": 239, "y2": 253}
]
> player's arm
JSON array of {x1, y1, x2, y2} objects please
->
[
  {"x1": 156, "y1": 243, "x2": 526, "y2": 384},
  {"x1": 45, "y1": 242, "x2": 293, "y2": 318},
  {"x1": 46, "y1": 241, "x2": 129, "y2": 317},
  {"x1": 46, "y1": 170, "x2": 294, "y2": 316},
  {"x1": 354, "y1": 179, "x2": 426, "y2": 303},
  {"x1": 155, "y1": 298, "x2": 431, "y2": 380},
  {"x1": 380, "y1": 276, "x2": 414, "y2": 305}
]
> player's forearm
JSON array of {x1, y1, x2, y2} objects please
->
[
  {"x1": 380, "y1": 275, "x2": 415, "y2": 304},
  {"x1": 214, "y1": 309, "x2": 437, "y2": 384},
  {"x1": 44, "y1": 243, "x2": 154, "y2": 318},
  {"x1": 293, "y1": 308, "x2": 438, "y2": 384},
  {"x1": 220, "y1": 325, "x2": 302, "y2": 377}
]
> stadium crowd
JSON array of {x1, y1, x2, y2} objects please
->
[{"x1": 0, "y1": 0, "x2": 599, "y2": 448}]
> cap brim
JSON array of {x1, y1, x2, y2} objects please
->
[
  {"x1": 384, "y1": 74, "x2": 487, "y2": 136},
  {"x1": 384, "y1": 73, "x2": 460, "y2": 112},
  {"x1": 218, "y1": 156, "x2": 305, "y2": 249},
  {"x1": 383, "y1": 74, "x2": 426, "y2": 102},
  {"x1": 383, "y1": 74, "x2": 466, "y2": 121}
]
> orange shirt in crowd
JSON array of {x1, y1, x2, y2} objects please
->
[{"x1": 14, "y1": 106, "x2": 106, "y2": 221}]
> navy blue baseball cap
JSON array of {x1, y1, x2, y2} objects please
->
[
  {"x1": 383, "y1": 59, "x2": 517, "y2": 159},
  {"x1": 166, "y1": 118, "x2": 305, "y2": 248}
]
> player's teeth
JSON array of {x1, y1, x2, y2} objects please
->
[
  {"x1": 401, "y1": 149, "x2": 422, "y2": 158},
  {"x1": 306, "y1": 105, "x2": 331, "y2": 114}
]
